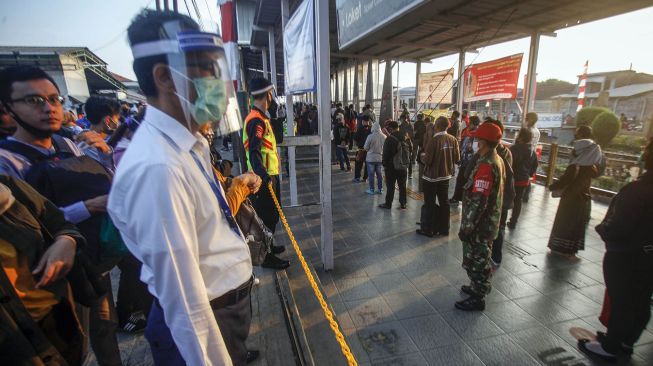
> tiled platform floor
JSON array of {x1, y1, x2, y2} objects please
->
[{"x1": 277, "y1": 163, "x2": 653, "y2": 366}]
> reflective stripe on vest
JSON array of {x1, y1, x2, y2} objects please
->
[{"x1": 243, "y1": 109, "x2": 279, "y2": 176}]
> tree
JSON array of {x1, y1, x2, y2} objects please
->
[
  {"x1": 535, "y1": 79, "x2": 576, "y2": 99},
  {"x1": 592, "y1": 111, "x2": 621, "y2": 146},
  {"x1": 575, "y1": 107, "x2": 610, "y2": 127}
]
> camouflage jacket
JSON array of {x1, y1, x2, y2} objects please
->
[{"x1": 460, "y1": 150, "x2": 505, "y2": 242}]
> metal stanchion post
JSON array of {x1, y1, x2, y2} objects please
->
[{"x1": 546, "y1": 143, "x2": 559, "y2": 187}]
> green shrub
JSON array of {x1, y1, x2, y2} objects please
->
[
  {"x1": 607, "y1": 135, "x2": 648, "y2": 154},
  {"x1": 592, "y1": 111, "x2": 621, "y2": 146},
  {"x1": 593, "y1": 176, "x2": 627, "y2": 192},
  {"x1": 575, "y1": 107, "x2": 609, "y2": 127}
]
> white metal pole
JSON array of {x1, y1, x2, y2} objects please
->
[
  {"x1": 268, "y1": 30, "x2": 277, "y2": 88},
  {"x1": 262, "y1": 48, "x2": 269, "y2": 79},
  {"x1": 281, "y1": 0, "x2": 297, "y2": 206},
  {"x1": 457, "y1": 50, "x2": 465, "y2": 114},
  {"x1": 415, "y1": 61, "x2": 421, "y2": 114},
  {"x1": 523, "y1": 31, "x2": 541, "y2": 125},
  {"x1": 315, "y1": 0, "x2": 333, "y2": 270}
]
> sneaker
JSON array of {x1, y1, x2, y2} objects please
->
[
  {"x1": 376, "y1": 189, "x2": 383, "y2": 195},
  {"x1": 398, "y1": 204, "x2": 407, "y2": 210},
  {"x1": 121, "y1": 312, "x2": 147, "y2": 333},
  {"x1": 578, "y1": 339, "x2": 617, "y2": 363},
  {"x1": 346, "y1": 167, "x2": 352, "y2": 172},
  {"x1": 455, "y1": 296, "x2": 485, "y2": 311},
  {"x1": 507, "y1": 221, "x2": 516, "y2": 230},
  {"x1": 416, "y1": 229, "x2": 434, "y2": 238},
  {"x1": 596, "y1": 332, "x2": 634, "y2": 355},
  {"x1": 352, "y1": 178, "x2": 360, "y2": 183},
  {"x1": 378, "y1": 203, "x2": 391, "y2": 209},
  {"x1": 365, "y1": 189, "x2": 375, "y2": 195}
]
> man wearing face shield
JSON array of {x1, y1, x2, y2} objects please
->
[
  {"x1": 242, "y1": 77, "x2": 288, "y2": 268},
  {"x1": 107, "y1": 10, "x2": 260, "y2": 366}
]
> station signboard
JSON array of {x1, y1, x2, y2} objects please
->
[{"x1": 417, "y1": 68, "x2": 454, "y2": 105}]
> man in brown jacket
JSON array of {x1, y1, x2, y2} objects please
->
[{"x1": 418, "y1": 116, "x2": 460, "y2": 236}]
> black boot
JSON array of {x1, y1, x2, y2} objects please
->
[
  {"x1": 271, "y1": 245, "x2": 286, "y2": 254},
  {"x1": 261, "y1": 253, "x2": 290, "y2": 270},
  {"x1": 455, "y1": 295, "x2": 485, "y2": 311},
  {"x1": 460, "y1": 285, "x2": 474, "y2": 296}
]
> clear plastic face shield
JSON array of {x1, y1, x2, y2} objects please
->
[{"x1": 130, "y1": 20, "x2": 242, "y2": 136}]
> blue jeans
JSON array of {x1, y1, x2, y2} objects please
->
[
  {"x1": 145, "y1": 301, "x2": 186, "y2": 366},
  {"x1": 366, "y1": 162, "x2": 383, "y2": 191},
  {"x1": 335, "y1": 146, "x2": 350, "y2": 170}
]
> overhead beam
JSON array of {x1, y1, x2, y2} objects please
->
[
  {"x1": 423, "y1": 17, "x2": 556, "y2": 36},
  {"x1": 331, "y1": 51, "x2": 427, "y2": 64},
  {"x1": 384, "y1": 40, "x2": 478, "y2": 53}
]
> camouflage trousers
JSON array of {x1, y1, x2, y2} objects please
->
[{"x1": 462, "y1": 239, "x2": 493, "y2": 297}]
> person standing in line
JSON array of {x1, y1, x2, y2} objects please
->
[
  {"x1": 447, "y1": 110, "x2": 461, "y2": 140},
  {"x1": 507, "y1": 128, "x2": 538, "y2": 229},
  {"x1": 456, "y1": 122, "x2": 504, "y2": 311},
  {"x1": 522, "y1": 112, "x2": 540, "y2": 203},
  {"x1": 107, "y1": 10, "x2": 262, "y2": 365},
  {"x1": 364, "y1": 121, "x2": 385, "y2": 195},
  {"x1": 417, "y1": 116, "x2": 434, "y2": 192},
  {"x1": 379, "y1": 120, "x2": 409, "y2": 210},
  {"x1": 450, "y1": 115, "x2": 480, "y2": 204},
  {"x1": 399, "y1": 115, "x2": 415, "y2": 178},
  {"x1": 417, "y1": 116, "x2": 459, "y2": 237},
  {"x1": 579, "y1": 138, "x2": 653, "y2": 363},
  {"x1": 333, "y1": 113, "x2": 351, "y2": 172},
  {"x1": 547, "y1": 126, "x2": 602, "y2": 258},
  {"x1": 352, "y1": 115, "x2": 371, "y2": 183}
]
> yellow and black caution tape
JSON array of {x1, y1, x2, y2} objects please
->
[{"x1": 268, "y1": 182, "x2": 358, "y2": 366}]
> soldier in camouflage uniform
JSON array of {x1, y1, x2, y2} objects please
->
[{"x1": 456, "y1": 122, "x2": 505, "y2": 311}]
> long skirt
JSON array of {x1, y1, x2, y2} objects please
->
[{"x1": 548, "y1": 195, "x2": 591, "y2": 255}]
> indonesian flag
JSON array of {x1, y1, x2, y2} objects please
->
[
  {"x1": 218, "y1": 0, "x2": 240, "y2": 89},
  {"x1": 577, "y1": 61, "x2": 589, "y2": 112}
]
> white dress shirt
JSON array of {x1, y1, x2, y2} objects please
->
[{"x1": 107, "y1": 106, "x2": 252, "y2": 366}]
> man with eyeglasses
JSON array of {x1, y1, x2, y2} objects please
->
[{"x1": 0, "y1": 65, "x2": 122, "y2": 366}]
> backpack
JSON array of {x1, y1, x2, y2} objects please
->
[
  {"x1": 0, "y1": 135, "x2": 114, "y2": 269},
  {"x1": 390, "y1": 135, "x2": 410, "y2": 171}
]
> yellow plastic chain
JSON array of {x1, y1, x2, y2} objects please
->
[{"x1": 268, "y1": 182, "x2": 358, "y2": 366}]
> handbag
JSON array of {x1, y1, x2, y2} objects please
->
[{"x1": 235, "y1": 198, "x2": 271, "y2": 266}]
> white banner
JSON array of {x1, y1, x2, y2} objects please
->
[
  {"x1": 284, "y1": 0, "x2": 315, "y2": 93},
  {"x1": 417, "y1": 68, "x2": 453, "y2": 105},
  {"x1": 535, "y1": 113, "x2": 564, "y2": 129}
]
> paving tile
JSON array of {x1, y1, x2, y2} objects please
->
[
  {"x1": 404, "y1": 271, "x2": 450, "y2": 295},
  {"x1": 547, "y1": 318, "x2": 600, "y2": 349},
  {"x1": 368, "y1": 352, "x2": 428, "y2": 366},
  {"x1": 546, "y1": 289, "x2": 602, "y2": 318},
  {"x1": 401, "y1": 314, "x2": 461, "y2": 350},
  {"x1": 421, "y1": 343, "x2": 484, "y2": 366},
  {"x1": 484, "y1": 300, "x2": 542, "y2": 333},
  {"x1": 544, "y1": 267, "x2": 601, "y2": 289},
  {"x1": 467, "y1": 334, "x2": 540, "y2": 366},
  {"x1": 518, "y1": 271, "x2": 576, "y2": 294},
  {"x1": 332, "y1": 301, "x2": 356, "y2": 330},
  {"x1": 371, "y1": 273, "x2": 418, "y2": 295},
  {"x1": 576, "y1": 284, "x2": 607, "y2": 304},
  {"x1": 514, "y1": 295, "x2": 579, "y2": 325},
  {"x1": 382, "y1": 291, "x2": 436, "y2": 320},
  {"x1": 421, "y1": 284, "x2": 461, "y2": 312},
  {"x1": 335, "y1": 276, "x2": 381, "y2": 301},
  {"x1": 346, "y1": 297, "x2": 396, "y2": 327},
  {"x1": 492, "y1": 273, "x2": 541, "y2": 299},
  {"x1": 440, "y1": 310, "x2": 505, "y2": 341},
  {"x1": 343, "y1": 327, "x2": 371, "y2": 364},
  {"x1": 356, "y1": 321, "x2": 419, "y2": 361},
  {"x1": 509, "y1": 326, "x2": 590, "y2": 365}
]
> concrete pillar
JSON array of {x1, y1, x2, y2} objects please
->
[
  {"x1": 335, "y1": 66, "x2": 340, "y2": 103},
  {"x1": 353, "y1": 61, "x2": 359, "y2": 110},
  {"x1": 379, "y1": 60, "x2": 394, "y2": 123},
  {"x1": 343, "y1": 62, "x2": 349, "y2": 105},
  {"x1": 268, "y1": 30, "x2": 277, "y2": 88},
  {"x1": 523, "y1": 31, "x2": 541, "y2": 125},
  {"x1": 261, "y1": 48, "x2": 269, "y2": 79},
  {"x1": 281, "y1": 0, "x2": 297, "y2": 205},
  {"x1": 365, "y1": 59, "x2": 374, "y2": 106},
  {"x1": 415, "y1": 61, "x2": 421, "y2": 114},
  {"x1": 456, "y1": 50, "x2": 465, "y2": 114},
  {"x1": 315, "y1": 0, "x2": 333, "y2": 270}
]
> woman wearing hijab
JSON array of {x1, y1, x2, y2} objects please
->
[{"x1": 548, "y1": 126, "x2": 603, "y2": 257}]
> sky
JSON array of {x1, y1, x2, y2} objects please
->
[{"x1": 1, "y1": 2, "x2": 652, "y2": 89}]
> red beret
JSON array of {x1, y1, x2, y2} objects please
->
[{"x1": 472, "y1": 123, "x2": 502, "y2": 143}]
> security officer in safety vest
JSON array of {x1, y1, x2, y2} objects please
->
[
  {"x1": 456, "y1": 122, "x2": 505, "y2": 311},
  {"x1": 243, "y1": 77, "x2": 288, "y2": 268}
]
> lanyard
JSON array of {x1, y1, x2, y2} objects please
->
[{"x1": 189, "y1": 150, "x2": 242, "y2": 237}]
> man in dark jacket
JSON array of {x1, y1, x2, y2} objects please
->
[
  {"x1": 333, "y1": 113, "x2": 351, "y2": 171},
  {"x1": 447, "y1": 110, "x2": 461, "y2": 140},
  {"x1": 579, "y1": 138, "x2": 653, "y2": 363},
  {"x1": 507, "y1": 128, "x2": 538, "y2": 229},
  {"x1": 399, "y1": 115, "x2": 415, "y2": 177},
  {"x1": 379, "y1": 121, "x2": 408, "y2": 210},
  {"x1": 353, "y1": 116, "x2": 371, "y2": 182}
]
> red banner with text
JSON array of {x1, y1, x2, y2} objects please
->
[{"x1": 463, "y1": 54, "x2": 523, "y2": 102}]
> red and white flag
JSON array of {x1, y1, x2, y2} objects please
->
[
  {"x1": 577, "y1": 61, "x2": 589, "y2": 112},
  {"x1": 219, "y1": 0, "x2": 240, "y2": 89}
]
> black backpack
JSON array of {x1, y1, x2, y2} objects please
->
[
  {"x1": 390, "y1": 135, "x2": 410, "y2": 171},
  {"x1": 0, "y1": 136, "x2": 113, "y2": 268}
]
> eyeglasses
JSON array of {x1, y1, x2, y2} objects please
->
[{"x1": 11, "y1": 95, "x2": 65, "y2": 108}]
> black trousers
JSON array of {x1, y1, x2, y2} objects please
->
[
  {"x1": 385, "y1": 168, "x2": 407, "y2": 206},
  {"x1": 451, "y1": 163, "x2": 467, "y2": 201},
  {"x1": 509, "y1": 185, "x2": 528, "y2": 225},
  {"x1": 491, "y1": 208, "x2": 509, "y2": 264},
  {"x1": 253, "y1": 175, "x2": 280, "y2": 233},
  {"x1": 117, "y1": 254, "x2": 154, "y2": 323},
  {"x1": 422, "y1": 179, "x2": 451, "y2": 234},
  {"x1": 602, "y1": 251, "x2": 653, "y2": 353}
]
